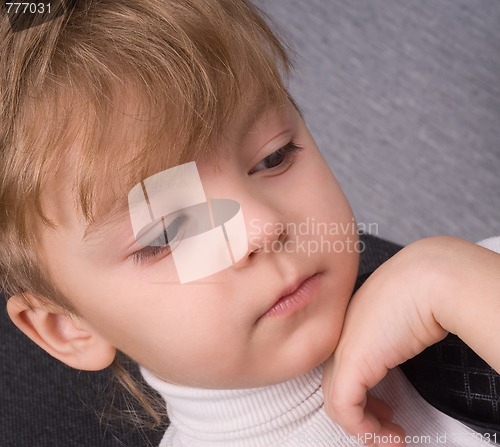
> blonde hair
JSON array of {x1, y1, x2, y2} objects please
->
[{"x1": 1, "y1": 0, "x2": 291, "y2": 427}]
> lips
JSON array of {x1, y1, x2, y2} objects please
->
[{"x1": 258, "y1": 273, "x2": 320, "y2": 320}]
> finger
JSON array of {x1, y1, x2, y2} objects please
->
[
  {"x1": 327, "y1": 380, "x2": 403, "y2": 445},
  {"x1": 334, "y1": 397, "x2": 383, "y2": 441},
  {"x1": 325, "y1": 363, "x2": 378, "y2": 431},
  {"x1": 361, "y1": 420, "x2": 406, "y2": 447},
  {"x1": 365, "y1": 395, "x2": 394, "y2": 423},
  {"x1": 377, "y1": 420, "x2": 406, "y2": 447}
]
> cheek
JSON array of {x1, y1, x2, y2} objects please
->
[
  {"x1": 138, "y1": 313, "x2": 252, "y2": 387},
  {"x1": 298, "y1": 155, "x2": 354, "y2": 228},
  {"x1": 91, "y1": 284, "x2": 249, "y2": 382}
]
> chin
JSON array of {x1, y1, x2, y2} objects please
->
[
  {"x1": 303, "y1": 324, "x2": 342, "y2": 371},
  {"x1": 286, "y1": 332, "x2": 342, "y2": 382}
]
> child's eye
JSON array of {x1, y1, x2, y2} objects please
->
[
  {"x1": 249, "y1": 141, "x2": 303, "y2": 175},
  {"x1": 132, "y1": 214, "x2": 187, "y2": 264}
]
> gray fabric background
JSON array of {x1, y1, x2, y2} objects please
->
[{"x1": 256, "y1": 0, "x2": 500, "y2": 245}]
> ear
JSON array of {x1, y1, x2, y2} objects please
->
[{"x1": 6, "y1": 294, "x2": 116, "y2": 371}]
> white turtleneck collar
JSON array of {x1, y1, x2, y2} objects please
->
[
  {"x1": 141, "y1": 366, "x2": 492, "y2": 447},
  {"x1": 140, "y1": 365, "x2": 355, "y2": 447}
]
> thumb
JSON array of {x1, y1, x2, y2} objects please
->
[{"x1": 322, "y1": 350, "x2": 405, "y2": 446}]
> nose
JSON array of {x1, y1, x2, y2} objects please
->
[
  {"x1": 238, "y1": 190, "x2": 289, "y2": 261},
  {"x1": 199, "y1": 166, "x2": 289, "y2": 264}
]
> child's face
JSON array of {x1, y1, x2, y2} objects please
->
[{"x1": 40, "y1": 100, "x2": 359, "y2": 388}]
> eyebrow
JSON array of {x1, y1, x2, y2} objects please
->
[
  {"x1": 82, "y1": 202, "x2": 131, "y2": 243},
  {"x1": 240, "y1": 93, "x2": 304, "y2": 137},
  {"x1": 234, "y1": 91, "x2": 301, "y2": 140},
  {"x1": 235, "y1": 97, "x2": 271, "y2": 139}
]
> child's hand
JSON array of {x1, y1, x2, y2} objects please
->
[{"x1": 322, "y1": 236, "x2": 500, "y2": 447}]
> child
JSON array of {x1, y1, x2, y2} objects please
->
[{"x1": 1, "y1": 1, "x2": 499, "y2": 446}]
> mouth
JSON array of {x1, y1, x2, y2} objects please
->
[{"x1": 258, "y1": 273, "x2": 321, "y2": 321}]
